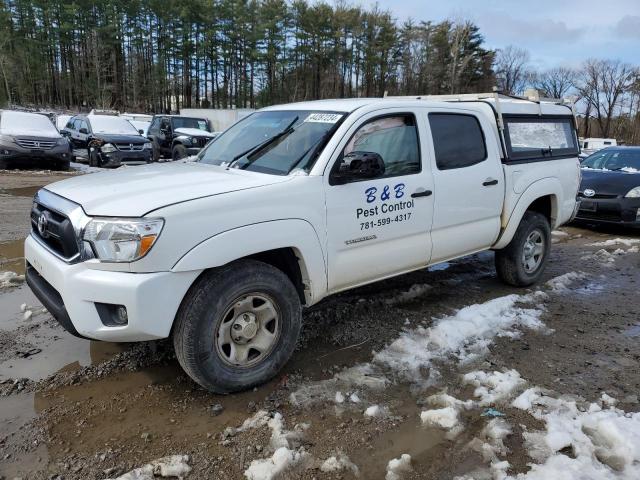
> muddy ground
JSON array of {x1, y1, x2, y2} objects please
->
[{"x1": 0, "y1": 170, "x2": 639, "y2": 480}]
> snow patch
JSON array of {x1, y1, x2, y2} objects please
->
[
  {"x1": 463, "y1": 370, "x2": 525, "y2": 406},
  {"x1": 374, "y1": 292, "x2": 546, "y2": 386},
  {"x1": 589, "y1": 238, "x2": 640, "y2": 248},
  {"x1": 0, "y1": 271, "x2": 24, "y2": 289},
  {"x1": 106, "y1": 455, "x2": 191, "y2": 479},
  {"x1": 69, "y1": 161, "x2": 103, "y2": 173},
  {"x1": 238, "y1": 411, "x2": 310, "y2": 480},
  {"x1": 244, "y1": 447, "x2": 310, "y2": 480},
  {"x1": 385, "y1": 454, "x2": 412, "y2": 480},
  {"x1": 546, "y1": 272, "x2": 587, "y2": 293},
  {"x1": 320, "y1": 452, "x2": 359, "y2": 474},
  {"x1": 420, "y1": 407, "x2": 460, "y2": 430},
  {"x1": 363, "y1": 405, "x2": 389, "y2": 418}
]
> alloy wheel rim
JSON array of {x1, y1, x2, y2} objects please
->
[
  {"x1": 215, "y1": 293, "x2": 281, "y2": 368},
  {"x1": 522, "y1": 229, "x2": 545, "y2": 273}
]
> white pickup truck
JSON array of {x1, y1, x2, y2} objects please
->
[{"x1": 25, "y1": 94, "x2": 581, "y2": 392}]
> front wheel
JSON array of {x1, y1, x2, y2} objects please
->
[
  {"x1": 495, "y1": 211, "x2": 551, "y2": 287},
  {"x1": 172, "y1": 259, "x2": 302, "y2": 393},
  {"x1": 172, "y1": 144, "x2": 187, "y2": 161}
]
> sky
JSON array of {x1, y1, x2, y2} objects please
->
[{"x1": 351, "y1": 0, "x2": 639, "y2": 69}]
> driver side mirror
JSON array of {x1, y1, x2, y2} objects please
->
[
  {"x1": 60, "y1": 130, "x2": 70, "y2": 137},
  {"x1": 332, "y1": 151, "x2": 386, "y2": 184}
]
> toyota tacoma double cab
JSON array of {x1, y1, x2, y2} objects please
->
[
  {"x1": 147, "y1": 115, "x2": 217, "y2": 161},
  {"x1": 25, "y1": 94, "x2": 581, "y2": 393}
]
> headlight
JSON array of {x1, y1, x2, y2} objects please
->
[
  {"x1": 56, "y1": 137, "x2": 68, "y2": 146},
  {"x1": 625, "y1": 187, "x2": 640, "y2": 198},
  {"x1": 83, "y1": 218, "x2": 164, "y2": 262},
  {"x1": 143, "y1": 142, "x2": 152, "y2": 150},
  {"x1": 100, "y1": 143, "x2": 117, "y2": 153},
  {"x1": 182, "y1": 137, "x2": 193, "y2": 146}
]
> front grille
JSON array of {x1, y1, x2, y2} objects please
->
[
  {"x1": 16, "y1": 138, "x2": 57, "y2": 150},
  {"x1": 578, "y1": 192, "x2": 618, "y2": 199},
  {"x1": 115, "y1": 143, "x2": 145, "y2": 151},
  {"x1": 31, "y1": 202, "x2": 79, "y2": 259},
  {"x1": 195, "y1": 137, "x2": 210, "y2": 148}
]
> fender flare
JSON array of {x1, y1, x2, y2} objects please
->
[
  {"x1": 171, "y1": 219, "x2": 327, "y2": 304},
  {"x1": 493, "y1": 177, "x2": 561, "y2": 250}
]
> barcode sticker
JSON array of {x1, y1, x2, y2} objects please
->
[{"x1": 304, "y1": 113, "x2": 342, "y2": 124}]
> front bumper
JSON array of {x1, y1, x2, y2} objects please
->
[
  {"x1": 98, "y1": 149, "x2": 152, "y2": 167},
  {"x1": 0, "y1": 149, "x2": 70, "y2": 165},
  {"x1": 574, "y1": 196, "x2": 640, "y2": 226},
  {"x1": 24, "y1": 235, "x2": 201, "y2": 342}
]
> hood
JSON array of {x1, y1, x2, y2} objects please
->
[
  {"x1": 93, "y1": 133, "x2": 149, "y2": 144},
  {"x1": 45, "y1": 161, "x2": 291, "y2": 216},
  {"x1": 174, "y1": 127, "x2": 216, "y2": 138},
  {"x1": 1, "y1": 128, "x2": 61, "y2": 139},
  {"x1": 580, "y1": 168, "x2": 640, "y2": 196}
]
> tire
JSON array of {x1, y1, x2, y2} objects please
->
[
  {"x1": 89, "y1": 150, "x2": 101, "y2": 168},
  {"x1": 172, "y1": 144, "x2": 187, "y2": 161},
  {"x1": 173, "y1": 259, "x2": 302, "y2": 393},
  {"x1": 57, "y1": 160, "x2": 70, "y2": 171},
  {"x1": 495, "y1": 211, "x2": 551, "y2": 287},
  {"x1": 151, "y1": 139, "x2": 160, "y2": 162},
  {"x1": 0, "y1": 159, "x2": 8, "y2": 169}
]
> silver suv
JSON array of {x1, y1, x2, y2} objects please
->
[{"x1": 0, "y1": 110, "x2": 72, "y2": 170}]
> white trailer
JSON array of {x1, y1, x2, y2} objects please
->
[{"x1": 179, "y1": 108, "x2": 254, "y2": 132}]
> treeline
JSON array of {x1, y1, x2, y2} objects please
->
[{"x1": 0, "y1": 0, "x2": 494, "y2": 112}]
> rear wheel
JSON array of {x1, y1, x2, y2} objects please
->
[
  {"x1": 172, "y1": 259, "x2": 302, "y2": 393},
  {"x1": 495, "y1": 211, "x2": 551, "y2": 287},
  {"x1": 172, "y1": 144, "x2": 187, "y2": 161}
]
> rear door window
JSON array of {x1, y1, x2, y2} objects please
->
[
  {"x1": 428, "y1": 113, "x2": 487, "y2": 170},
  {"x1": 504, "y1": 116, "x2": 578, "y2": 161}
]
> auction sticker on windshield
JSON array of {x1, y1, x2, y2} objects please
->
[{"x1": 304, "y1": 113, "x2": 343, "y2": 123}]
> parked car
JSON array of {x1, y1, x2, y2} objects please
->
[
  {"x1": 147, "y1": 115, "x2": 217, "y2": 161},
  {"x1": 62, "y1": 114, "x2": 152, "y2": 167},
  {"x1": 25, "y1": 94, "x2": 580, "y2": 393},
  {"x1": 575, "y1": 146, "x2": 640, "y2": 227},
  {"x1": 0, "y1": 110, "x2": 71, "y2": 170}
]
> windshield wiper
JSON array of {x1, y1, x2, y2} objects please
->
[{"x1": 228, "y1": 116, "x2": 299, "y2": 168}]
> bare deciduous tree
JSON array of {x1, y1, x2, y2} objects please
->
[
  {"x1": 577, "y1": 59, "x2": 636, "y2": 138},
  {"x1": 533, "y1": 67, "x2": 576, "y2": 99},
  {"x1": 494, "y1": 45, "x2": 530, "y2": 95}
]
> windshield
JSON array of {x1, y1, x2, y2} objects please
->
[
  {"x1": 89, "y1": 116, "x2": 140, "y2": 135},
  {"x1": 1, "y1": 111, "x2": 58, "y2": 134},
  {"x1": 173, "y1": 117, "x2": 210, "y2": 131},
  {"x1": 198, "y1": 110, "x2": 345, "y2": 175},
  {"x1": 581, "y1": 150, "x2": 640, "y2": 173}
]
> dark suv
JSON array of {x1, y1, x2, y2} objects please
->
[
  {"x1": 62, "y1": 114, "x2": 152, "y2": 167},
  {"x1": 147, "y1": 115, "x2": 217, "y2": 161},
  {"x1": 0, "y1": 110, "x2": 71, "y2": 170}
]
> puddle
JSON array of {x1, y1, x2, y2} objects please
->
[
  {"x1": 0, "y1": 392, "x2": 49, "y2": 477},
  {"x1": 624, "y1": 324, "x2": 640, "y2": 338},
  {"x1": 1, "y1": 185, "x2": 41, "y2": 197},
  {"x1": 0, "y1": 238, "x2": 25, "y2": 274},
  {"x1": 428, "y1": 261, "x2": 451, "y2": 272},
  {"x1": 0, "y1": 285, "x2": 125, "y2": 381}
]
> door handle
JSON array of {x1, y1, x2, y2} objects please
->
[
  {"x1": 483, "y1": 179, "x2": 498, "y2": 186},
  {"x1": 411, "y1": 190, "x2": 433, "y2": 198}
]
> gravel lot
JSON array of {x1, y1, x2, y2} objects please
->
[{"x1": 1, "y1": 169, "x2": 639, "y2": 480}]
